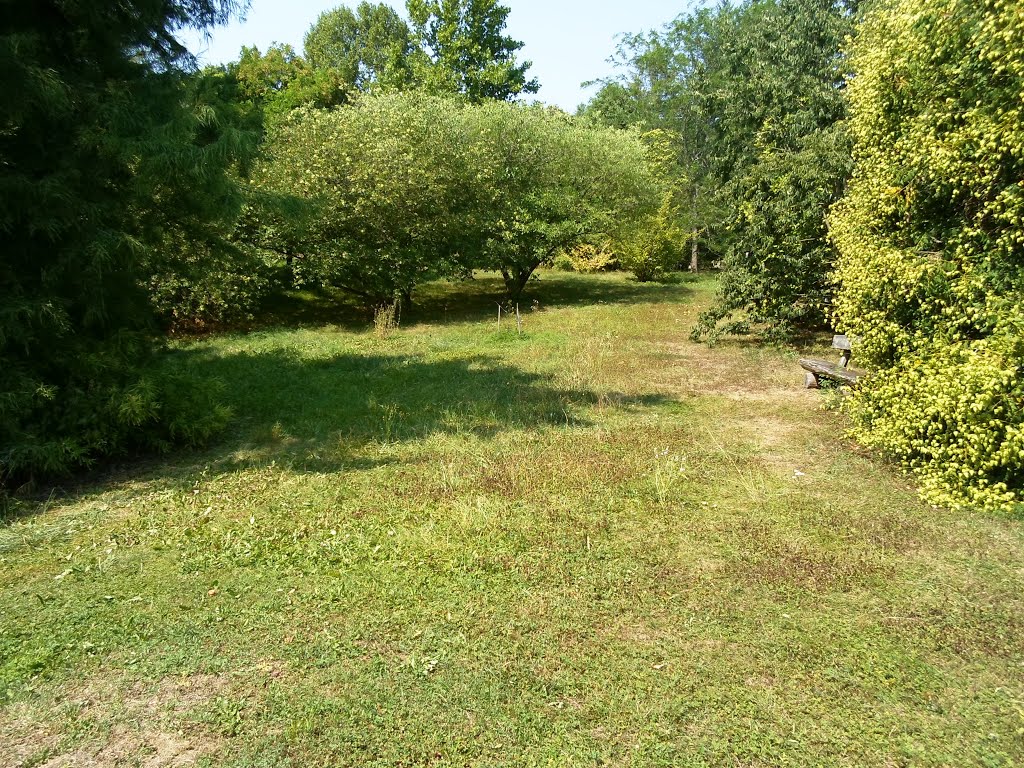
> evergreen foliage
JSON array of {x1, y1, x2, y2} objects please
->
[
  {"x1": 0, "y1": 0, "x2": 247, "y2": 484},
  {"x1": 829, "y1": 0, "x2": 1024, "y2": 510}
]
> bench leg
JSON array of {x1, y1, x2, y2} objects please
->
[{"x1": 804, "y1": 371, "x2": 820, "y2": 389}]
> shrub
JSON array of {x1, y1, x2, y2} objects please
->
[
  {"x1": 2, "y1": 354, "x2": 230, "y2": 487},
  {"x1": 618, "y1": 196, "x2": 684, "y2": 282},
  {"x1": 551, "y1": 254, "x2": 575, "y2": 272},
  {"x1": 849, "y1": 325, "x2": 1024, "y2": 511},
  {"x1": 147, "y1": 239, "x2": 278, "y2": 332},
  {"x1": 562, "y1": 241, "x2": 618, "y2": 273},
  {"x1": 253, "y1": 94, "x2": 661, "y2": 304},
  {"x1": 829, "y1": 0, "x2": 1024, "y2": 510},
  {"x1": 252, "y1": 94, "x2": 481, "y2": 306}
]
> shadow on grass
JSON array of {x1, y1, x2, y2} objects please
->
[
  {"x1": 197, "y1": 346, "x2": 596, "y2": 444},
  {"x1": 243, "y1": 272, "x2": 696, "y2": 334},
  {"x1": 5, "y1": 345, "x2": 677, "y2": 516}
]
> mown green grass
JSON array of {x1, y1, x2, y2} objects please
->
[{"x1": 3, "y1": 272, "x2": 1023, "y2": 767}]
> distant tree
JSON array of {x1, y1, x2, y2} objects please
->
[
  {"x1": 253, "y1": 94, "x2": 482, "y2": 306},
  {"x1": 466, "y1": 104, "x2": 660, "y2": 300},
  {"x1": 406, "y1": 0, "x2": 538, "y2": 101},
  {"x1": 581, "y1": 9, "x2": 734, "y2": 273},
  {"x1": 251, "y1": 94, "x2": 659, "y2": 305},
  {"x1": 304, "y1": 3, "x2": 417, "y2": 91},
  {"x1": 229, "y1": 43, "x2": 350, "y2": 121},
  {"x1": 0, "y1": 1, "x2": 248, "y2": 484},
  {"x1": 586, "y1": 0, "x2": 855, "y2": 340},
  {"x1": 689, "y1": 0, "x2": 856, "y2": 342}
]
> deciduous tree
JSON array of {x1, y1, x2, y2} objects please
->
[
  {"x1": 406, "y1": 0, "x2": 538, "y2": 101},
  {"x1": 304, "y1": 3, "x2": 417, "y2": 91}
]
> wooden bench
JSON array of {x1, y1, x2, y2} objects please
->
[{"x1": 799, "y1": 335, "x2": 864, "y2": 388}]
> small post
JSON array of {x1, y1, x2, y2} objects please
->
[
  {"x1": 497, "y1": 303, "x2": 502, "y2": 331},
  {"x1": 515, "y1": 303, "x2": 523, "y2": 336}
]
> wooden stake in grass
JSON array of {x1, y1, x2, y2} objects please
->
[
  {"x1": 497, "y1": 303, "x2": 502, "y2": 331},
  {"x1": 515, "y1": 303, "x2": 523, "y2": 336}
]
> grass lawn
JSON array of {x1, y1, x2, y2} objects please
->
[{"x1": 3, "y1": 271, "x2": 1023, "y2": 767}]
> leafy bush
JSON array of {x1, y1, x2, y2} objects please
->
[
  {"x1": 560, "y1": 242, "x2": 618, "y2": 273},
  {"x1": 253, "y1": 93, "x2": 660, "y2": 304},
  {"x1": 466, "y1": 102, "x2": 659, "y2": 300},
  {"x1": 147, "y1": 240, "x2": 278, "y2": 332},
  {"x1": 849, "y1": 329, "x2": 1024, "y2": 511},
  {"x1": 253, "y1": 93, "x2": 481, "y2": 306},
  {"x1": 2, "y1": 352, "x2": 230, "y2": 486},
  {"x1": 829, "y1": 0, "x2": 1024, "y2": 510},
  {"x1": 618, "y1": 196, "x2": 685, "y2": 282},
  {"x1": 551, "y1": 254, "x2": 577, "y2": 272}
]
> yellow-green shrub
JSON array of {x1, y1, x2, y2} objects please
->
[
  {"x1": 618, "y1": 196, "x2": 684, "y2": 282},
  {"x1": 829, "y1": 0, "x2": 1024, "y2": 510},
  {"x1": 850, "y1": 319, "x2": 1024, "y2": 511},
  {"x1": 562, "y1": 241, "x2": 618, "y2": 274}
]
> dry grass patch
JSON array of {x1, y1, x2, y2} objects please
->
[{"x1": 2, "y1": 674, "x2": 230, "y2": 768}]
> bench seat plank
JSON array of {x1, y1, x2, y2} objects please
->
[{"x1": 799, "y1": 357, "x2": 863, "y2": 387}]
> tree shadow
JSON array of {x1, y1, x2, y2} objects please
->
[
  {"x1": 408, "y1": 272, "x2": 695, "y2": 324},
  {"x1": 5, "y1": 346, "x2": 678, "y2": 517},
  {"x1": 226, "y1": 272, "x2": 695, "y2": 335},
  {"x1": 192, "y1": 346, "x2": 595, "y2": 445}
]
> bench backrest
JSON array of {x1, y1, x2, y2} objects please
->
[{"x1": 832, "y1": 334, "x2": 852, "y2": 351}]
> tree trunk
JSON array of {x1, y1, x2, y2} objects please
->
[
  {"x1": 501, "y1": 263, "x2": 538, "y2": 304},
  {"x1": 689, "y1": 231, "x2": 699, "y2": 272}
]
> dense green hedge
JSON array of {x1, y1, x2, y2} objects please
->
[{"x1": 829, "y1": 0, "x2": 1024, "y2": 510}]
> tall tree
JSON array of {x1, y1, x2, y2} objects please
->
[
  {"x1": 228, "y1": 43, "x2": 350, "y2": 121},
  {"x1": 406, "y1": 0, "x2": 538, "y2": 101},
  {"x1": 687, "y1": 0, "x2": 855, "y2": 341},
  {"x1": 304, "y1": 2, "x2": 416, "y2": 91},
  {"x1": 582, "y1": 8, "x2": 730, "y2": 272},
  {"x1": 1, "y1": 0, "x2": 248, "y2": 484}
]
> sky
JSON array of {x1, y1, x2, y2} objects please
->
[{"x1": 183, "y1": 0, "x2": 693, "y2": 112}]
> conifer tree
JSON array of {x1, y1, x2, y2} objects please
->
[{"x1": 1, "y1": 1, "x2": 247, "y2": 484}]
